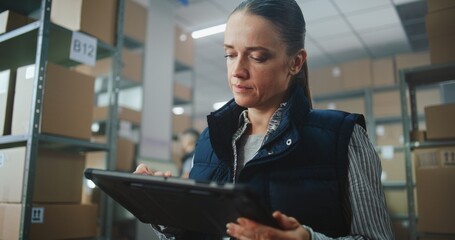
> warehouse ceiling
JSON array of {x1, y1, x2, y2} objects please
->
[{"x1": 165, "y1": 0, "x2": 428, "y2": 117}]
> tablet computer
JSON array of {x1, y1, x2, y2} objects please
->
[{"x1": 84, "y1": 168, "x2": 279, "y2": 235}]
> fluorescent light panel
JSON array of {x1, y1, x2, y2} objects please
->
[{"x1": 192, "y1": 24, "x2": 226, "y2": 39}]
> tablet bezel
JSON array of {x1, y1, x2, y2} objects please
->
[{"x1": 84, "y1": 168, "x2": 279, "y2": 235}]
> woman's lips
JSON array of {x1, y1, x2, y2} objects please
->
[{"x1": 232, "y1": 84, "x2": 253, "y2": 93}]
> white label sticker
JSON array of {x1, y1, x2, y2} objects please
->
[
  {"x1": 70, "y1": 31, "x2": 97, "y2": 66},
  {"x1": 31, "y1": 207, "x2": 44, "y2": 223},
  {"x1": 0, "y1": 153, "x2": 4, "y2": 167}
]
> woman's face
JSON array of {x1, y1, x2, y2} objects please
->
[{"x1": 224, "y1": 11, "x2": 295, "y2": 111}]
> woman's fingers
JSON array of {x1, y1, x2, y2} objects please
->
[{"x1": 133, "y1": 164, "x2": 172, "y2": 177}]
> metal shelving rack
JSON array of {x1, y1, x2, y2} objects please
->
[
  {"x1": 0, "y1": 0, "x2": 125, "y2": 238},
  {"x1": 399, "y1": 62, "x2": 455, "y2": 240}
]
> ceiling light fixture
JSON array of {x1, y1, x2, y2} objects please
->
[{"x1": 192, "y1": 24, "x2": 226, "y2": 39}]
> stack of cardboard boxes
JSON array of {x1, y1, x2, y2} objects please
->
[
  {"x1": 425, "y1": 0, "x2": 455, "y2": 64},
  {"x1": 0, "y1": 63, "x2": 98, "y2": 239}
]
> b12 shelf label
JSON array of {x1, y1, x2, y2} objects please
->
[{"x1": 70, "y1": 31, "x2": 97, "y2": 66}]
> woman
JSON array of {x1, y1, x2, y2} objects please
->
[{"x1": 136, "y1": 0, "x2": 394, "y2": 239}]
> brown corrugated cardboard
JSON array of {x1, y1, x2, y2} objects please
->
[
  {"x1": 0, "y1": 147, "x2": 26, "y2": 202},
  {"x1": 341, "y1": 59, "x2": 373, "y2": 90},
  {"x1": 172, "y1": 114, "x2": 192, "y2": 135},
  {"x1": 12, "y1": 63, "x2": 95, "y2": 140},
  {"x1": 395, "y1": 52, "x2": 430, "y2": 78},
  {"x1": 424, "y1": 103, "x2": 455, "y2": 140},
  {"x1": 93, "y1": 106, "x2": 141, "y2": 126},
  {"x1": 384, "y1": 190, "x2": 408, "y2": 215},
  {"x1": 0, "y1": 70, "x2": 11, "y2": 135},
  {"x1": 116, "y1": 137, "x2": 136, "y2": 172},
  {"x1": 428, "y1": 33, "x2": 455, "y2": 64},
  {"x1": 426, "y1": 0, "x2": 455, "y2": 12},
  {"x1": 124, "y1": 0, "x2": 147, "y2": 43},
  {"x1": 414, "y1": 147, "x2": 455, "y2": 234},
  {"x1": 425, "y1": 7, "x2": 455, "y2": 38},
  {"x1": 33, "y1": 149, "x2": 85, "y2": 203},
  {"x1": 376, "y1": 124, "x2": 403, "y2": 147},
  {"x1": 0, "y1": 203, "x2": 21, "y2": 240},
  {"x1": 51, "y1": 0, "x2": 117, "y2": 45},
  {"x1": 74, "y1": 49, "x2": 143, "y2": 82},
  {"x1": 308, "y1": 66, "x2": 343, "y2": 95},
  {"x1": 373, "y1": 90, "x2": 401, "y2": 117},
  {"x1": 416, "y1": 88, "x2": 441, "y2": 115},
  {"x1": 175, "y1": 25, "x2": 194, "y2": 67},
  {"x1": 30, "y1": 204, "x2": 98, "y2": 239},
  {"x1": 174, "y1": 82, "x2": 192, "y2": 102},
  {"x1": 372, "y1": 57, "x2": 396, "y2": 87},
  {"x1": 85, "y1": 137, "x2": 135, "y2": 172},
  {"x1": 380, "y1": 152, "x2": 405, "y2": 182},
  {"x1": 122, "y1": 48, "x2": 143, "y2": 83},
  {"x1": 0, "y1": 10, "x2": 33, "y2": 34}
]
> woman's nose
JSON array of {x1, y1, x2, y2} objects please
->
[{"x1": 231, "y1": 57, "x2": 249, "y2": 79}]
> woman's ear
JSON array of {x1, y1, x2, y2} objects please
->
[{"x1": 289, "y1": 49, "x2": 307, "y2": 75}]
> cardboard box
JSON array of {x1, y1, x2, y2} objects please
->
[
  {"x1": 380, "y1": 151, "x2": 405, "y2": 182},
  {"x1": 86, "y1": 136, "x2": 135, "y2": 172},
  {"x1": 174, "y1": 82, "x2": 192, "y2": 102},
  {"x1": 0, "y1": 10, "x2": 33, "y2": 34},
  {"x1": 384, "y1": 189, "x2": 408, "y2": 215},
  {"x1": 33, "y1": 149, "x2": 85, "y2": 203},
  {"x1": 0, "y1": 203, "x2": 21, "y2": 240},
  {"x1": 124, "y1": 0, "x2": 147, "y2": 43},
  {"x1": 341, "y1": 59, "x2": 373, "y2": 90},
  {"x1": 74, "y1": 48, "x2": 143, "y2": 82},
  {"x1": 0, "y1": 70, "x2": 13, "y2": 136},
  {"x1": 175, "y1": 25, "x2": 194, "y2": 67},
  {"x1": 425, "y1": 7, "x2": 455, "y2": 38},
  {"x1": 373, "y1": 90, "x2": 401, "y2": 118},
  {"x1": 424, "y1": 103, "x2": 455, "y2": 140},
  {"x1": 372, "y1": 57, "x2": 396, "y2": 87},
  {"x1": 376, "y1": 124, "x2": 403, "y2": 147},
  {"x1": 172, "y1": 114, "x2": 192, "y2": 135},
  {"x1": 122, "y1": 48, "x2": 143, "y2": 83},
  {"x1": 93, "y1": 106, "x2": 141, "y2": 126},
  {"x1": 425, "y1": 7, "x2": 455, "y2": 64},
  {"x1": 0, "y1": 147, "x2": 26, "y2": 202},
  {"x1": 51, "y1": 0, "x2": 117, "y2": 45},
  {"x1": 414, "y1": 147, "x2": 455, "y2": 234},
  {"x1": 427, "y1": 0, "x2": 455, "y2": 12},
  {"x1": 30, "y1": 204, "x2": 98, "y2": 239},
  {"x1": 12, "y1": 63, "x2": 95, "y2": 140},
  {"x1": 416, "y1": 88, "x2": 441, "y2": 115},
  {"x1": 308, "y1": 66, "x2": 343, "y2": 95},
  {"x1": 428, "y1": 32, "x2": 455, "y2": 64},
  {"x1": 395, "y1": 52, "x2": 430, "y2": 79}
]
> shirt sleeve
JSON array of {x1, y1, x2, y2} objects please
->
[{"x1": 311, "y1": 124, "x2": 394, "y2": 240}]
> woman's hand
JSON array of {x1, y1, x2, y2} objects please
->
[
  {"x1": 133, "y1": 163, "x2": 172, "y2": 177},
  {"x1": 226, "y1": 211, "x2": 310, "y2": 240}
]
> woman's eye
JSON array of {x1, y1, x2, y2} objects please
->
[
  {"x1": 224, "y1": 54, "x2": 235, "y2": 59},
  {"x1": 251, "y1": 55, "x2": 267, "y2": 62}
]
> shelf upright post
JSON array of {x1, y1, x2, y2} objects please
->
[
  {"x1": 19, "y1": 0, "x2": 52, "y2": 239},
  {"x1": 364, "y1": 88, "x2": 376, "y2": 145},
  {"x1": 398, "y1": 69, "x2": 417, "y2": 240},
  {"x1": 99, "y1": 0, "x2": 125, "y2": 238}
]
